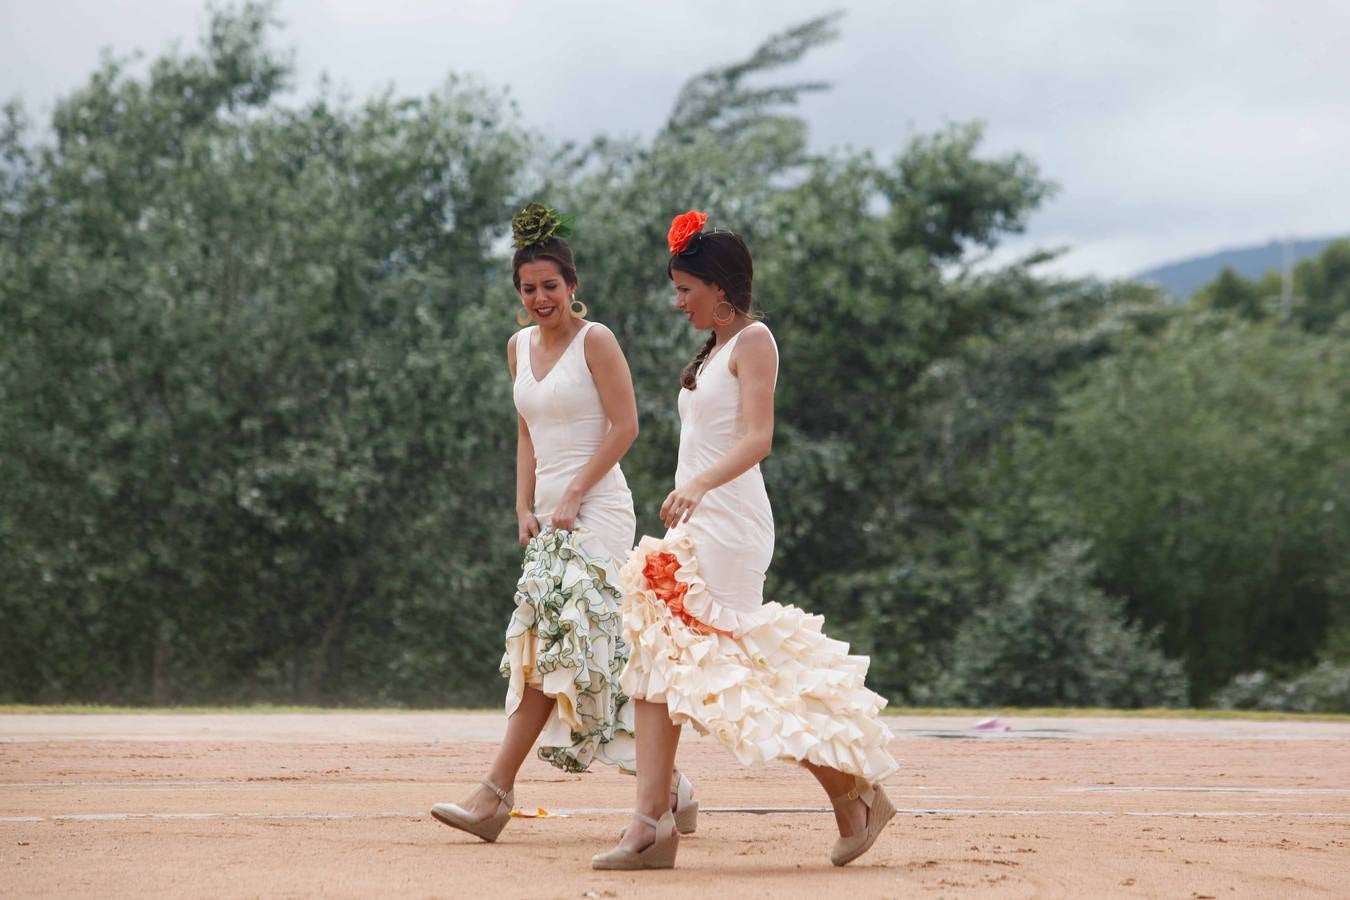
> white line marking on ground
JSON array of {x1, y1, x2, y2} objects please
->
[
  {"x1": 0, "y1": 783, "x2": 1003, "y2": 801},
  {"x1": 6, "y1": 782, "x2": 1344, "y2": 801},
  {"x1": 1, "y1": 812, "x2": 421, "y2": 822},
  {"x1": 0, "y1": 781, "x2": 236, "y2": 788},
  {"x1": 717, "y1": 808, "x2": 1350, "y2": 819},
  {"x1": 5, "y1": 807, "x2": 1350, "y2": 824},
  {"x1": 1060, "y1": 786, "x2": 1350, "y2": 794}
]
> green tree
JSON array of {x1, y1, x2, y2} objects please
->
[
  {"x1": 0, "y1": 2, "x2": 529, "y2": 704},
  {"x1": 1192, "y1": 240, "x2": 1350, "y2": 332},
  {"x1": 1012, "y1": 316, "x2": 1350, "y2": 700},
  {"x1": 1194, "y1": 266, "x2": 1266, "y2": 320},
  {"x1": 1292, "y1": 239, "x2": 1350, "y2": 332}
]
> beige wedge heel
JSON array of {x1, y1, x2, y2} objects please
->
[
  {"x1": 672, "y1": 771, "x2": 698, "y2": 835},
  {"x1": 618, "y1": 771, "x2": 696, "y2": 841},
  {"x1": 592, "y1": 810, "x2": 680, "y2": 870},
  {"x1": 429, "y1": 778, "x2": 514, "y2": 843},
  {"x1": 829, "y1": 782, "x2": 896, "y2": 866},
  {"x1": 620, "y1": 771, "x2": 699, "y2": 840}
]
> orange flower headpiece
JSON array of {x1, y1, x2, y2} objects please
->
[{"x1": 667, "y1": 210, "x2": 708, "y2": 255}]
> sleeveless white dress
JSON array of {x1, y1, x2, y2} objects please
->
[
  {"x1": 499, "y1": 321, "x2": 637, "y2": 773},
  {"x1": 619, "y1": 323, "x2": 898, "y2": 784}
]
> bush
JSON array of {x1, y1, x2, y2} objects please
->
[
  {"x1": 932, "y1": 542, "x2": 1188, "y2": 707},
  {"x1": 1212, "y1": 663, "x2": 1350, "y2": 714}
]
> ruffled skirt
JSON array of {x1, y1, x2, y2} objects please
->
[
  {"x1": 500, "y1": 528, "x2": 635, "y2": 773},
  {"x1": 618, "y1": 531, "x2": 899, "y2": 785}
]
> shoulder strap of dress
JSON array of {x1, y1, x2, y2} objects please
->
[
  {"x1": 569, "y1": 320, "x2": 598, "y2": 372},
  {"x1": 734, "y1": 321, "x2": 778, "y2": 377},
  {"x1": 727, "y1": 321, "x2": 772, "y2": 353},
  {"x1": 757, "y1": 322, "x2": 780, "y2": 376},
  {"x1": 514, "y1": 326, "x2": 535, "y2": 374}
]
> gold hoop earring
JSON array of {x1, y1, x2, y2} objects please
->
[
  {"x1": 516, "y1": 306, "x2": 533, "y2": 326},
  {"x1": 712, "y1": 300, "x2": 735, "y2": 325},
  {"x1": 570, "y1": 297, "x2": 588, "y2": 318}
]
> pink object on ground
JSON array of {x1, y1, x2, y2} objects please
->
[{"x1": 972, "y1": 717, "x2": 1011, "y2": 732}]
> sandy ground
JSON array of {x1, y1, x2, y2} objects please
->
[{"x1": 2, "y1": 713, "x2": 1349, "y2": 898}]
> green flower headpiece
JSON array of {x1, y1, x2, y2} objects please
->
[{"x1": 511, "y1": 202, "x2": 575, "y2": 249}]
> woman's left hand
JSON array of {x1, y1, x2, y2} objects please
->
[
  {"x1": 551, "y1": 488, "x2": 583, "y2": 532},
  {"x1": 660, "y1": 478, "x2": 708, "y2": 530}
]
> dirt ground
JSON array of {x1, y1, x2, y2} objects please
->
[{"x1": 2, "y1": 713, "x2": 1348, "y2": 898}]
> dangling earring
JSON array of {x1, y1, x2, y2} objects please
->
[
  {"x1": 516, "y1": 305, "x2": 533, "y2": 327},
  {"x1": 570, "y1": 294, "x2": 588, "y2": 318},
  {"x1": 712, "y1": 300, "x2": 735, "y2": 325}
]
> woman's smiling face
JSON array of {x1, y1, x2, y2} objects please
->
[{"x1": 517, "y1": 260, "x2": 575, "y2": 329}]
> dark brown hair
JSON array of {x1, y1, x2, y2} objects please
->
[
  {"x1": 512, "y1": 236, "x2": 578, "y2": 290},
  {"x1": 669, "y1": 230, "x2": 755, "y2": 389}
]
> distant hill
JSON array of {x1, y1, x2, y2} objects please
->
[{"x1": 1135, "y1": 236, "x2": 1345, "y2": 299}]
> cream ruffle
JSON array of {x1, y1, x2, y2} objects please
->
[
  {"x1": 500, "y1": 527, "x2": 635, "y2": 774},
  {"x1": 618, "y1": 532, "x2": 899, "y2": 784}
]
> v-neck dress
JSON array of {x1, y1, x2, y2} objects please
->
[{"x1": 499, "y1": 321, "x2": 636, "y2": 773}]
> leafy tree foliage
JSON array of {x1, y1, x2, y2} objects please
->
[
  {"x1": 1008, "y1": 316, "x2": 1350, "y2": 700},
  {"x1": 1194, "y1": 239, "x2": 1350, "y2": 332},
  {"x1": 0, "y1": 4, "x2": 528, "y2": 704},
  {"x1": 2, "y1": 5, "x2": 1344, "y2": 708}
]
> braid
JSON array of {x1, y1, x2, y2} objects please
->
[{"x1": 680, "y1": 333, "x2": 718, "y2": 390}]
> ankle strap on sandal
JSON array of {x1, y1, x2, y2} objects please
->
[
  {"x1": 830, "y1": 781, "x2": 874, "y2": 807},
  {"x1": 481, "y1": 778, "x2": 511, "y2": 803},
  {"x1": 830, "y1": 787, "x2": 861, "y2": 806},
  {"x1": 634, "y1": 811, "x2": 660, "y2": 828}
]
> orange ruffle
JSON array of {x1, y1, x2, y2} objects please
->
[{"x1": 643, "y1": 551, "x2": 732, "y2": 637}]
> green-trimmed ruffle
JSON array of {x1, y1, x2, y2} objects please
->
[{"x1": 500, "y1": 527, "x2": 635, "y2": 773}]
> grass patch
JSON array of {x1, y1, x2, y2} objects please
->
[{"x1": 0, "y1": 704, "x2": 1346, "y2": 722}]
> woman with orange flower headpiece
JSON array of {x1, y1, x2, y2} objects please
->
[
  {"x1": 591, "y1": 212, "x2": 899, "y2": 871},
  {"x1": 431, "y1": 204, "x2": 694, "y2": 844}
]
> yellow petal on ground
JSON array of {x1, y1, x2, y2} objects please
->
[
  {"x1": 509, "y1": 806, "x2": 569, "y2": 818},
  {"x1": 508, "y1": 806, "x2": 571, "y2": 819}
]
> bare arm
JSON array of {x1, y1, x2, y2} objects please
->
[
  {"x1": 549, "y1": 324, "x2": 639, "y2": 531},
  {"x1": 508, "y1": 332, "x2": 541, "y2": 545},
  {"x1": 661, "y1": 326, "x2": 777, "y2": 529}
]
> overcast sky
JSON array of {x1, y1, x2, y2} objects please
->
[{"x1": 3, "y1": 0, "x2": 1347, "y2": 277}]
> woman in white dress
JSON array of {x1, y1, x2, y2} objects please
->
[
  {"x1": 431, "y1": 204, "x2": 694, "y2": 843},
  {"x1": 592, "y1": 211, "x2": 899, "y2": 871}
]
